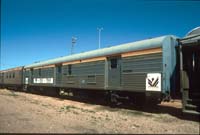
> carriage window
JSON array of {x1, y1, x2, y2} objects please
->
[
  {"x1": 31, "y1": 69, "x2": 33, "y2": 75},
  {"x1": 111, "y1": 58, "x2": 117, "y2": 68},
  {"x1": 58, "y1": 66, "x2": 62, "y2": 73},
  {"x1": 39, "y1": 69, "x2": 41, "y2": 76},
  {"x1": 68, "y1": 65, "x2": 72, "y2": 75},
  {"x1": 13, "y1": 73, "x2": 15, "y2": 78}
]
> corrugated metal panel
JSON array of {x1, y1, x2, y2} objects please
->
[
  {"x1": 121, "y1": 52, "x2": 162, "y2": 91},
  {"x1": 121, "y1": 73, "x2": 146, "y2": 91},
  {"x1": 122, "y1": 53, "x2": 162, "y2": 73},
  {"x1": 24, "y1": 35, "x2": 175, "y2": 68},
  {"x1": 61, "y1": 61, "x2": 105, "y2": 89},
  {"x1": 61, "y1": 75, "x2": 105, "y2": 89},
  {"x1": 79, "y1": 75, "x2": 105, "y2": 89},
  {"x1": 32, "y1": 68, "x2": 54, "y2": 78},
  {"x1": 72, "y1": 61, "x2": 105, "y2": 75},
  {"x1": 62, "y1": 61, "x2": 105, "y2": 75}
]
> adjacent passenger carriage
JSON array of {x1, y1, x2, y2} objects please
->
[
  {"x1": 20, "y1": 35, "x2": 177, "y2": 104},
  {"x1": 0, "y1": 67, "x2": 23, "y2": 89}
]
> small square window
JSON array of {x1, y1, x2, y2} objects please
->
[
  {"x1": 68, "y1": 65, "x2": 72, "y2": 75},
  {"x1": 58, "y1": 66, "x2": 62, "y2": 73},
  {"x1": 111, "y1": 58, "x2": 117, "y2": 69}
]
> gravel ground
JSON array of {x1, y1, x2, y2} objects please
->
[{"x1": 0, "y1": 88, "x2": 199, "y2": 134}]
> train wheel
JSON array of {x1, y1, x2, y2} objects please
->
[
  {"x1": 109, "y1": 91, "x2": 121, "y2": 107},
  {"x1": 23, "y1": 85, "x2": 28, "y2": 92}
]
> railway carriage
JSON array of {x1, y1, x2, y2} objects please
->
[
  {"x1": 0, "y1": 67, "x2": 23, "y2": 89},
  {"x1": 0, "y1": 28, "x2": 199, "y2": 115},
  {"x1": 22, "y1": 35, "x2": 177, "y2": 104}
]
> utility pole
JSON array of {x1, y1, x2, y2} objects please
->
[
  {"x1": 71, "y1": 36, "x2": 77, "y2": 55},
  {"x1": 97, "y1": 27, "x2": 103, "y2": 49}
]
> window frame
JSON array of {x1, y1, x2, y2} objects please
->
[
  {"x1": 110, "y1": 58, "x2": 118, "y2": 69},
  {"x1": 68, "y1": 65, "x2": 72, "y2": 75}
]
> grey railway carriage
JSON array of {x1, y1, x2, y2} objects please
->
[
  {"x1": 23, "y1": 35, "x2": 177, "y2": 104},
  {"x1": 0, "y1": 28, "x2": 200, "y2": 115},
  {"x1": 0, "y1": 67, "x2": 23, "y2": 89}
]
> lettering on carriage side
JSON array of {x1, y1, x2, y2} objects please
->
[
  {"x1": 42, "y1": 78, "x2": 47, "y2": 83},
  {"x1": 46, "y1": 78, "x2": 53, "y2": 83},
  {"x1": 33, "y1": 78, "x2": 54, "y2": 84},
  {"x1": 146, "y1": 73, "x2": 161, "y2": 91},
  {"x1": 33, "y1": 78, "x2": 37, "y2": 83},
  {"x1": 37, "y1": 78, "x2": 41, "y2": 83}
]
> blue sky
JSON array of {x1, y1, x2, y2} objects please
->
[{"x1": 1, "y1": 0, "x2": 200, "y2": 70}]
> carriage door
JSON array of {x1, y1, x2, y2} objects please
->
[
  {"x1": 30, "y1": 68, "x2": 33, "y2": 84},
  {"x1": 55, "y1": 64, "x2": 62, "y2": 86},
  {"x1": 179, "y1": 35, "x2": 200, "y2": 114},
  {"x1": 107, "y1": 56, "x2": 121, "y2": 89}
]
